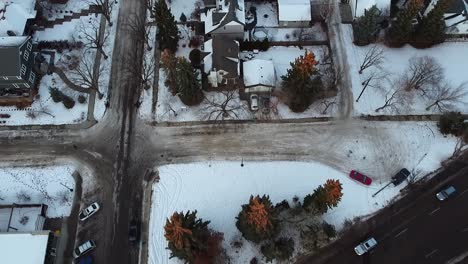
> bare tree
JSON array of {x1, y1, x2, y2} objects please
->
[
  {"x1": 403, "y1": 56, "x2": 443, "y2": 95},
  {"x1": 88, "y1": 0, "x2": 114, "y2": 26},
  {"x1": 78, "y1": 19, "x2": 110, "y2": 59},
  {"x1": 356, "y1": 70, "x2": 388, "y2": 102},
  {"x1": 321, "y1": 99, "x2": 336, "y2": 114},
  {"x1": 374, "y1": 84, "x2": 409, "y2": 113},
  {"x1": 425, "y1": 81, "x2": 468, "y2": 112},
  {"x1": 359, "y1": 45, "x2": 385, "y2": 74},
  {"x1": 201, "y1": 90, "x2": 247, "y2": 121},
  {"x1": 70, "y1": 51, "x2": 105, "y2": 98}
]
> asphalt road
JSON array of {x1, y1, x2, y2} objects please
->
[{"x1": 296, "y1": 153, "x2": 468, "y2": 264}]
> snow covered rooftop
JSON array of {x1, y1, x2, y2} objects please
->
[
  {"x1": 0, "y1": 231, "x2": 50, "y2": 264},
  {"x1": 0, "y1": 0, "x2": 37, "y2": 37},
  {"x1": 201, "y1": 0, "x2": 245, "y2": 34},
  {"x1": 243, "y1": 59, "x2": 275, "y2": 87},
  {"x1": 0, "y1": 205, "x2": 45, "y2": 232},
  {"x1": 351, "y1": 0, "x2": 390, "y2": 17},
  {"x1": 277, "y1": 0, "x2": 311, "y2": 21},
  {"x1": 0, "y1": 36, "x2": 28, "y2": 46}
]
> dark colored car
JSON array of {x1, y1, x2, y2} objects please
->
[
  {"x1": 129, "y1": 219, "x2": 140, "y2": 244},
  {"x1": 78, "y1": 256, "x2": 93, "y2": 264},
  {"x1": 392, "y1": 168, "x2": 411, "y2": 186},
  {"x1": 349, "y1": 170, "x2": 372, "y2": 185}
]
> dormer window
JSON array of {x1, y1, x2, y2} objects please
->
[
  {"x1": 27, "y1": 42, "x2": 32, "y2": 51},
  {"x1": 29, "y1": 72, "x2": 35, "y2": 83},
  {"x1": 20, "y1": 64, "x2": 27, "y2": 75},
  {"x1": 24, "y1": 51, "x2": 29, "y2": 60}
]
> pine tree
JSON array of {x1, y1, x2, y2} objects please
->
[
  {"x1": 323, "y1": 179, "x2": 343, "y2": 208},
  {"x1": 161, "y1": 49, "x2": 178, "y2": 95},
  {"x1": 175, "y1": 57, "x2": 203, "y2": 105},
  {"x1": 353, "y1": 5, "x2": 382, "y2": 46},
  {"x1": 281, "y1": 51, "x2": 323, "y2": 112},
  {"x1": 164, "y1": 211, "x2": 210, "y2": 262},
  {"x1": 154, "y1": 0, "x2": 180, "y2": 53},
  {"x1": 236, "y1": 195, "x2": 279, "y2": 243},
  {"x1": 411, "y1": 0, "x2": 450, "y2": 48},
  {"x1": 386, "y1": 0, "x2": 423, "y2": 47}
]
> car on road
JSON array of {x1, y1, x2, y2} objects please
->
[
  {"x1": 79, "y1": 202, "x2": 100, "y2": 221},
  {"x1": 73, "y1": 240, "x2": 96, "y2": 258},
  {"x1": 129, "y1": 219, "x2": 140, "y2": 244},
  {"x1": 436, "y1": 186, "x2": 456, "y2": 201},
  {"x1": 250, "y1": 94, "x2": 259, "y2": 111},
  {"x1": 354, "y1": 237, "x2": 377, "y2": 255},
  {"x1": 349, "y1": 170, "x2": 372, "y2": 185}
]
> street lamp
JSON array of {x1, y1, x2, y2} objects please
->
[{"x1": 60, "y1": 183, "x2": 73, "y2": 192}]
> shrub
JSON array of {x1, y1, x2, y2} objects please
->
[
  {"x1": 62, "y1": 95, "x2": 76, "y2": 109},
  {"x1": 438, "y1": 112, "x2": 466, "y2": 136},
  {"x1": 322, "y1": 221, "x2": 337, "y2": 238},
  {"x1": 180, "y1": 13, "x2": 187, "y2": 22},
  {"x1": 49, "y1": 87, "x2": 64, "y2": 102},
  {"x1": 189, "y1": 49, "x2": 202, "y2": 66},
  {"x1": 261, "y1": 237, "x2": 295, "y2": 262},
  {"x1": 77, "y1": 95, "x2": 87, "y2": 104}
]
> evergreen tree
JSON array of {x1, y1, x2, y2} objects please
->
[
  {"x1": 386, "y1": 0, "x2": 423, "y2": 47},
  {"x1": 164, "y1": 211, "x2": 210, "y2": 262},
  {"x1": 236, "y1": 195, "x2": 279, "y2": 243},
  {"x1": 154, "y1": 0, "x2": 180, "y2": 53},
  {"x1": 175, "y1": 57, "x2": 203, "y2": 105},
  {"x1": 353, "y1": 5, "x2": 382, "y2": 46},
  {"x1": 411, "y1": 0, "x2": 450, "y2": 48},
  {"x1": 303, "y1": 179, "x2": 343, "y2": 214},
  {"x1": 323, "y1": 179, "x2": 343, "y2": 208},
  {"x1": 281, "y1": 51, "x2": 323, "y2": 112},
  {"x1": 161, "y1": 49, "x2": 178, "y2": 95}
]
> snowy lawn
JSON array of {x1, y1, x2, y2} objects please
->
[
  {"x1": 0, "y1": 165, "x2": 75, "y2": 218},
  {"x1": 40, "y1": 0, "x2": 90, "y2": 20},
  {"x1": 253, "y1": 24, "x2": 327, "y2": 41},
  {"x1": 148, "y1": 124, "x2": 456, "y2": 263},
  {"x1": 175, "y1": 24, "x2": 197, "y2": 59},
  {"x1": 342, "y1": 25, "x2": 468, "y2": 115},
  {"x1": 246, "y1": 2, "x2": 279, "y2": 27},
  {"x1": 169, "y1": 0, "x2": 202, "y2": 22}
]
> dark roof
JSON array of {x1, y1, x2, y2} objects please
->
[
  {"x1": 213, "y1": 12, "x2": 227, "y2": 25},
  {"x1": 0, "y1": 47, "x2": 20, "y2": 76},
  {"x1": 204, "y1": 0, "x2": 216, "y2": 6},
  {"x1": 446, "y1": 0, "x2": 468, "y2": 14},
  {"x1": 212, "y1": 35, "x2": 239, "y2": 78}
]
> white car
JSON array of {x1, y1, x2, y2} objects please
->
[
  {"x1": 354, "y1": 237, "x2": 377, "y2": 255},
  {"x1": 73, "y1": 240, "x2": 96, "y2": 258},
  {"x1": 250, "y1": 94, "x2": 259, "y2": 111},
  {"x1": 79, "y1": 202, "x2": 100, "y2": 221},
  {"x1": 436, "y1": 186, "x2": 456, "y2": 201}
]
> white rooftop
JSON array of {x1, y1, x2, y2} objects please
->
[
  {"x1": 0, "y1": 36, "x2": 28, "y2": 46},
  {"x1": 0, "y1": 231, "x2": 50, "y2": 264},
  {"x1": 0, "y1": 206, "x2": 44, "y2": 232},
  {"x1": 0, "y1": 0, "x2": 37, "y2": 37},
  {"x1": 277, "y1": 0, "x2": 311, "y2": 22},
  {"x1": 243, "y1": 59, "x2": 275, "y2": 87}
]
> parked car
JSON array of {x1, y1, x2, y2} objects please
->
[
  {"x1": 73, "y1": 240, "x2": 96, "y2": 259},
  {"x1": 349, "y1": 170, "x2": 372, "y2": 185},
  {"x1": 354, "y1": 237, "x2": 377, "y2": 255},
  {"x1": 250, "y1": 94, "x2": 259, "y2": 111},
  {"x1": 436, "y1": 186, "x2": 456, "y2": 201},
  {"x1": 392, "y1": 168, "x2": 411, "y2": 186},
  {"x1": 129, "y1": 219, "x2": 140, "y2": 244},
  {"x1": 79, "y1": 202, "x2": 100, "y2": 221},
  {"x1": 78, "y1": 256, "x2": 92, "y2": 264}
]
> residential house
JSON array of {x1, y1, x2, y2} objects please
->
[
  {"x1": 277, "y1": 0, "x2": 311, "y2": 27},
  {"x1": 201, "y1": 0, "x2": 245, "y2": 87},
  {"x1": 243, "y1": 59, "x2": 275, "y2": 95},
  {"x1": 0, "y1": 231, "x2": 57, "y2": 264},
  {"x1": 424, "y1": 0, "x2": 468, "y2": 35},
  {"x1": 0, "y1": 0, "x2": 38, "y2": 105}
]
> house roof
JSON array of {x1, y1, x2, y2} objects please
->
[
  {"x1": 0, "y1": 231, "x2": 50, "y2": 264},
  {"x1": 0, "y1": 0, "x2": 37, "y2": 37},
  {"x1": 277, "y1": 0, "x2": 311, "y2": 22},
  {"x1": 203, "y1": 36, "x2": 239, "y2": 78},
  {"x1": 202, "y1": 0, "x2": 245, "y2": 34},
  {"x1": 446, "y1": 0, "x2": 468, "y2": 14},
  {"x1": 243, "y1": 59, "x2": 275, "y2": 87},
  {"x1": 0, "y1": 36, "x2": 28, "y2": 76}
]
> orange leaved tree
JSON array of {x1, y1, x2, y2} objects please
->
[{"x1": 236, "y1": 195, "x2": 279, "y2": 243}]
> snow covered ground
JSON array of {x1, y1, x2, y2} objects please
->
[
  {"x1": 246, "y1": 2, "x2": 279, "y2": 27},
  {"x1": 253, "y1": 25, "x2": 327, "y2": 42},
  {"x1": 169, "y1": 0, "x2": 201, "y2": 22},
  {"x1": 0, "y1": 165, "x2": 75, "y2": 218},
  {"x1": 342, "y1": 25, "x2": 468, "y2": 115},
  {"x1": 148, "y1": 124, "x2": 456, "y2": 263}
]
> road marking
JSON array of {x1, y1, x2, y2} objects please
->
[
  {"x1": 429, "y1": 207, "x2": 440, "y2": 215},
  {"x1": 425, "y1": 249, "x2": 438, "y2": 258},
  {"x1": 394, "y1": 228, "x2": 408, "y2": 238}
]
